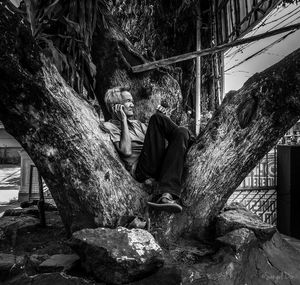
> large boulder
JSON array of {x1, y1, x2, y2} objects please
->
[
  {"x1": 69, "y1": 227, "x2": 164, "y2": 284},
  {"x1": 216, "y1": 203, "x2": 276, "y2": 241},
  {"x1": 149, "y1": 233, "x2": 300, "y2": 285}
]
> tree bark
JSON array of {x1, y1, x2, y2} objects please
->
[
  {"x1": 1, "y1": 1, "x2": 300, "y2": 243},
  {"x1": 161, "y1": 48, "x2": 300, "y2": 240},
  {"x1": 91, "y1": 6, "x2": 184, "y2": 123},
  {"x1": 0, "y1": 2, "x2": 147, "y2": 235}
]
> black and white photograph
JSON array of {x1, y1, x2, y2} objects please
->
[{"x1": 0, "y1": 0, "x2": 300, "y2": 284}]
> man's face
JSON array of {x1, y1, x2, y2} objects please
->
[{"x1": 121, "y1": 91, "x2": 134, "y2": 118}]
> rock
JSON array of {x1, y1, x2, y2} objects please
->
[
  {"x1": 0, "y1": 215, "x2": 40, "y2": 243},
  {"x1": 6, "y1": 272, "x2": 97, "y2": 284},
  {"x1": 129, "y1": 266, "x2": 182, "y2": 285},
  {"x1": 216, "y1": 206, "x2": 276, "y2": 241},
  {"x1": 3, "y1": 207, "x2": 39, "y2": 218},
  {"x1": 216, "y1": 228, "x2": 256, "y2": 252},
  {"x1": 69, "y1": 227, "x2": 164, "y2": 284},
  {"x1": 117, "y1": 215, "x2": 147, "y2": 229},
  {"x1": 30, "y1": 254, "x2": 50, "y2": 266},
  {"x1": 168, "y1": 243, "x2": 216, "y2": 265},
  {"x1": 39, "y1": 254, "x2": 80, "y2": 273},
  {"x1": 223, "y1": 202, "x2": 248, "y2": 212},
  {"x1": 129, "y1": 232, "x2": 300, "y2": 284},
  {"x1": 240, "y1": 232, "x2": 300, "y2": 284},
  {"x1": 0, "y1": 253, "x2": 23, "y2": 281}
]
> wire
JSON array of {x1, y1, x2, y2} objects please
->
[
  {"x1": 225, "y1": 14, "x2": 300, "y2": 69},
  {"x1": 251, "y1": 5, "x2": 300, "y2": 31},
  {"x1": 225, "y1": 29, "x2": 297, "y2": 72},
  {"x1": 225, "y1": 5, "x2": 300, "y2": 61},
  {"x1": 225, "y1": 7, "x2": 279, "y2": 58}
]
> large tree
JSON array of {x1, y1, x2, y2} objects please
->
[{"x1": 0, "y1": 0, "x2": 300, "y2": 245}]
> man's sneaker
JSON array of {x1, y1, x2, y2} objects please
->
[{"x1": 147, "y1": 193, "x2": 182, "y2": 213}]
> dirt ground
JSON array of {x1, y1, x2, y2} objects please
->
[{"x1": 0, "y1": 211, "x2": 72, "y2": 256}]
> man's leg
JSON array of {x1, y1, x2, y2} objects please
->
[
  {"x1": 157, "y1": 126, "x2": 190, "y2": 198},
  {"x1": 135, "y1": 112, "x2": 178, "y2": 181},
  {"x1": 135, "y1": 112, "x2": 190, "y2": 198}
]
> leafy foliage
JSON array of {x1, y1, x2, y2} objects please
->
[
  {"x1": 23, "y1": 0, "x2": 98, "y2": 99},
  {"x1": 110, "y1": 0, "x2": 199, "y2": 60},
  {"x1": 110, "y1": 1, "x2": 215, "y2": 114}
]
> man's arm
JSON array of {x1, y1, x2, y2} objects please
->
[{"x1": 113, "y1": 104, "x2": 132, "y2": 157}]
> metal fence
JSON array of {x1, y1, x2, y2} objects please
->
[
  {"x1": 228, "y1": 122, "x2": 300, "y2": 225},
  {"x1": 227, "y1": 147, "x2": 277, "y2": 225}
]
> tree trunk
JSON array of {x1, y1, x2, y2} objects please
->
[
  {"x1": 0, "y1": 2, "x2": 148, "y2": 235},
  {"x1": 1, "y1": 1, "x2": 300, "y2": 243},
  {"x1": 159, "y1": 48, "x2": 300, "y2": 240},
  {"x1": 91, "y1": 6, "x2": 184, "y2": 123}
]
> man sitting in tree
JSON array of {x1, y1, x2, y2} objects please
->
[{"x1": 103, "y1": 86, "x2": 191, "y2": 213}]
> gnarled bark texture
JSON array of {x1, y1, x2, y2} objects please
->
[
  {"x1": 1, "y1": 1, "x2": 300, "y2": 243},
  {"x1": 161, "y1": 48, "x2": 300, "y2": 240},
  {"x1": 91, "y1": 5, "x2": 184, "y2": 123},
  {"x1": 0, "y1": 2, "x2": 148, "y2": 235}
]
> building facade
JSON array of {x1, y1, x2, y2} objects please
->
[{"x1": 0, "y1": 121, "x2": 21, "y2": 164}]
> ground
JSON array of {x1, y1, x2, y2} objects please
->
[
  {"x1": 1, "y1": 164, "x2": 300, "y2": 284},
  {"x1": 0, "y1": 211, "x2": 71, "y2": 256}
]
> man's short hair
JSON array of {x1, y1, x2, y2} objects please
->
[{"x1": 104, "y1": 86, "x2": 130, "y2": 115}]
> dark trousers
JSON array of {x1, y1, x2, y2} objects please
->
[{"x1": 135, "y1": 112, "x2": 190, "y2": 198}]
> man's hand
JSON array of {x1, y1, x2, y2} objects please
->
[
  {"x1": 113, "y1": 104, "x2": 127, "y2": 121},
  {"x1": 156, "y1": 105, "x2": 173, "y2": 117}
]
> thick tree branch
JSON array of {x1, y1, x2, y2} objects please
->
[
  {"x1": 0, "y1": 2, "x2": 147, "y2": 234},
  {"x1": 168, "y1": 48, "x2": 300, "y2": 240}
]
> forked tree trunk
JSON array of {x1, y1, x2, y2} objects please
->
[{"x1": 1, "y1": 1, "x2": 300, "y2": 242}]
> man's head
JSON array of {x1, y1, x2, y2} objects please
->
[{"x1": 104, "y1": 87, "x2": 134, "y2": 119}]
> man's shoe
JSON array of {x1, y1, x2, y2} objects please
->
[{"x1": 147, "y1": 193, "x2": 182, "y2": 213}]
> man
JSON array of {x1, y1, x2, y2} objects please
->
[{"x1": 103, "y1": 86, "x2": 191, "y2": 213}]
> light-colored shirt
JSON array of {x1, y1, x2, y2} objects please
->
[{"x1": 103, "y1": 119, "x2": 148, "y2": 170}]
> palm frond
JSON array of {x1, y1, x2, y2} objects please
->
[{"x1": 23, "y1": 0, "x2": 100, "y2": 99}]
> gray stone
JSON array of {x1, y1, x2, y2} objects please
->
[
  {"x1": 30, "y1": 254, "x2": 51, "y2": 266},
  {"x1": 39, "y1": 254, "x2": 80, "y2": 273},
  {"x1": 216, "y1": 206, "x2": 276, "y2": 241},
  {"x1": 3, "y1": 207, "x2": 39, "y2": 218},
  {"x1": 223, "y1": 202, "x2": 248, "y2": 212},
  {"x1": 69, "y1": 227, "x2": 164, "y2": 284},
  {"x1": 216, "y1": 228, "x2": 257, "y2": 252},
  {"x1": 0, "y1": 215, "x2": 40, "y2": 242}
]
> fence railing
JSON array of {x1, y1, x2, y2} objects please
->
[{"x1": 228, "y1": 121, "x2": 300, "y2": 225}]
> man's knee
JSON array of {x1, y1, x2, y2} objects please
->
[
  {"x1": 149, "y1": 112, "x2": 163, "y2": 122},
  {"x1": 175, "y1": 127, "x2": 190, "y2": 140},
  {"x1": 148, "y1": 112, "x2": 166, "y2": 127}
]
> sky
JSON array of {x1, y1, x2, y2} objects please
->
[{"x1": 224, "y1": 2, "x2": 300, "y2": 93}]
